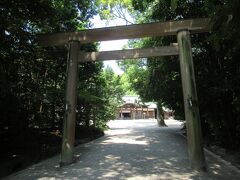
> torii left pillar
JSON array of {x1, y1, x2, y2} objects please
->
[{"x1": 60, "y1": 40, "x2": 80, "y2": 166}]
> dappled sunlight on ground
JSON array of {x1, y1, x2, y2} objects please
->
[
  {"x1": 4, "y1": 119, "x2": 240, "y2": 180},
  {"x1": 102, "y1": 136, "x2": 148, "y2": 145}
]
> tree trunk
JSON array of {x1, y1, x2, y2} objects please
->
[{"x1": 156, "y1": 101, "x2": 167, "y2": 127}]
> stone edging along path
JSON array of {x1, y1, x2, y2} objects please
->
[{"x1": 178, "y1": 132, "x2": 240, "y2": 174}]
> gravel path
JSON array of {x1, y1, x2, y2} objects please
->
[{"x1": 4, "y1": 119, "x2": 240, "y2": 180}]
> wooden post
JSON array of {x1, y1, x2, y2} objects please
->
[
  {"x1": 120, "y1": 108, "x2": 123, "y2": 119},
  {"x1": 133, "y1": 108, "x2": 136, "y2": 120},
  {"x1": 177, "y1": 30, "x2": 206, "y2": 170},
  {"x1": 147, "y1": 107, "x2": 149, "y2": 119},
  {"x1": 60, "y1": 40, "x2": 80, "y2": 166}
]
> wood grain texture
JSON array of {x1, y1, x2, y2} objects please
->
[
  {"x1": 79, "y1": 46, "x2": 179, "y2": 62},
  {"x1": 38, "y1": 18, "x2": 209, "y2": 46},
  {"x1": 60, "y1": 41, "x2": 79, "y2": 166},
  {"x1": 177, "y1": 30, "x2": 206, "y2": 170}
]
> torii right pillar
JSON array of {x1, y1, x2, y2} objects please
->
[{"x1": 177, "y1": 30, "x2": 206, "y2": 171}]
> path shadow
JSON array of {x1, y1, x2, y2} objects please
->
[{"x1": 4, "y1": 120, "x2": 240, "y2": 180}]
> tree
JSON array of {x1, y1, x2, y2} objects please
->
[
  {"x1": 96, "y1": 0, "x2": 134, "y2": 24},
  {"x1": 118, "y1": 40, "x2": 169, "y2": 126},
  {"x1": 0, "y1": 0, "x2": 115, "y2": 137},
  {"x1": 129, "y1": 0, "x2": 240, "y2": 148},
  {"x1": 100, "y1": 0, "x2": 240, "y2": 148}
]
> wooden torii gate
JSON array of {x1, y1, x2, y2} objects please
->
[{"x1": 39, "y1": 18, "x2": 209, "y2": 170}]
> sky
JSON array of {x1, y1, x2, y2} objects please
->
[{"x1": 90, "y1": 15, "x2": 131, "y2": 75}]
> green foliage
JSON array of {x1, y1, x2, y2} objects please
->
[
  {"x1": 95, "y1": 67, "x2": 125, "y2": 128},
  {"x1": 101, "y1": 0, "x2": 240, "y2": 147},
  {"x1": 118, "y1": 56, "x2": 147, "y2": 97},
  {"x1": 0, "y1": 0, "x2": 120, "y2": 135},
  {"x1": 77, "y1": 65, "x2": 124, "y2": 129},
  {"x1": 96, "y1": 0, "x2": 134, "y2": 23},
  {"x1": 120, "y1": 73, "x2": 137, "y2": 95},
  {"x1": 1, "y1": 0, "x2": 240, "y2": 157},
  {"x1": 123, "y1": 0, "x2": 240, "y2": 149},
  {"x1": 171, "y1": 0, "x2": 179, "y2": 11}
]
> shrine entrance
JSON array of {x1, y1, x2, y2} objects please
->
[{"x1": 38, "y1": 18, "x2": 209, "y2": 170}]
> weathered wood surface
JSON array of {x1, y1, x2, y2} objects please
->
[
  {"x1": 79, "y1": 46, "x2": 179, "y2": 62},
  {"x1": 177, "y1": 30, "x2": 206, "y2": 170},
  {"x1": 61, "y1": 40, "x2": 79, "y2": 166},
  {"x1": 38, "y1": 18, "x2": 209, "y2": 46}
]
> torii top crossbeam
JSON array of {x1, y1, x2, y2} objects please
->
[{"x1": 38, "y1": 18, "x2": 209, "y2": 46}]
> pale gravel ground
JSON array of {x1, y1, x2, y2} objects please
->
[{"x1": 4, "y1": 119, "x2": 240, "y2": 180}]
